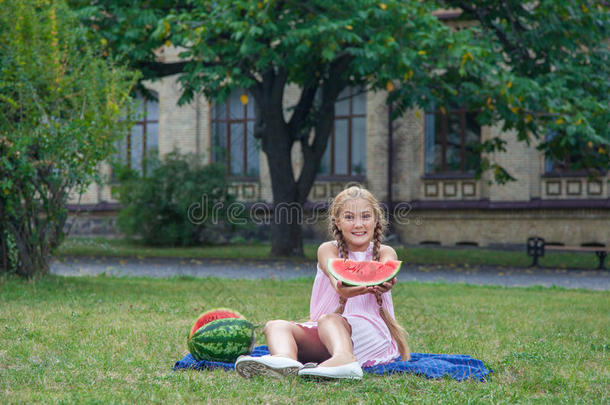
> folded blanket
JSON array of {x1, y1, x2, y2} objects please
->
[{"x1": 173, "y1": 345, "x2": 492, "y2": 381}]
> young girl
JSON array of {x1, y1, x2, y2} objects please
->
[{"x1": 236, "y1": 186, "x2": 409, "y2": 379}]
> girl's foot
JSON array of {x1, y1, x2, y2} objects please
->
[
  {"x1": 298, "y1": 361, "x2": 363, "y2": 380},
  {"x1": 235, "y1": 355, "x2": 303, "y2": 378},
  {"x1": 318, "y1": 352, "x2": 358, "y2": 368}
]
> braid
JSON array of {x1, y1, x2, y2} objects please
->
[
  {"x1": 334, "y1": 296, "x2": 347, "y2": 314},
  {"x1": 332, "y1": 221, "x2": 349, "y2": 314},
  {"x1": 376, "y1": 290, "x2": 411, "y2": 361},
  {"x1": 332, "y1": 222, "x2": 349, "y2": 261},
  {"x1": 373, "y1": 222, "x2": 383, "y2": 261}
]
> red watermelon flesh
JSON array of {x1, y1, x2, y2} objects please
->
[
  {"x1": 189, "y1": 308, "x2": 244, "y2": 338},
  {"x1": 327, "y1": 259, "x2": 402, "y2": 287}
]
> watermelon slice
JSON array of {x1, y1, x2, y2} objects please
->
[
  {"x1": 327, "y1": 259, "x2": 402, "y2": 286},
  {"x1": 189, "y1": 308, "x2": 244, "y2": 338}
]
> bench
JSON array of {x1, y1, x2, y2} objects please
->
[{"x1": 526, "y1": 237, "x2": 609, "y2": 270}]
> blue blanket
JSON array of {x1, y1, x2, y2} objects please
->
[{"x1": 173, "y1": 346, "x2": 492, "y2": 381}]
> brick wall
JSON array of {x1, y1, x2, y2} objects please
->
[{"x1": 67, "y1": 71, "x2": 609, "y2": 248}]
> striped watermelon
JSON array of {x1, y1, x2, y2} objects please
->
[
  {"x1": 187, "y1": 318, "x2": 255, "y2": 362},
  {"x1": 189, "y1": 308, "x2": 244, "y2": 339}
]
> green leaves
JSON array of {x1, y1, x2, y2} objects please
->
[
  {"x1": 69, "y1": 0, "x2": 608, "y2": 178},
  {"x1": 113, "y1": 152, "x2": 237, "y2": 247},
  {"x1": 435, "y1": 0, "x2": 609, "y2": 173},
  {"x1": 0, "y1": 0, "x2": 136, "y2": 277},
  {"x1": 149, "y1": 0, "x2": 446, "y2": 105}
]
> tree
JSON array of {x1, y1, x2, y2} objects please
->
[
  {"x1": 69, "y1": 0, "x2": 608, "y2": 256},
  {"x1": 0, "y1": 0, "x2": 136, "y2": 277},
  {"x1": 430, "y1": 0, "x2": 609, "y2": 178}
]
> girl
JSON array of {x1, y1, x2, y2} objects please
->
[{"x1": 236, "y1": 186, "x2": 409, "y2": 379}]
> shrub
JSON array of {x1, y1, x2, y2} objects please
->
[
  {"x1": 113, "y1": 152, "x2": 240, "y2": 246},
  {"x1": 0, "y1": 1, "x2": 136, "y2": 277}
]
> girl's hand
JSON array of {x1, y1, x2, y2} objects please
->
[
  {"x1": 367, "y1": 277, "x2": 397, "y2": 295},
  {"x1": 335, "y1": 280, "x2": 369, "y2": 298}
]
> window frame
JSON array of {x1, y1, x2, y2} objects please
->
[
  {"x1": 542, "y1": 131, "x2": 608, "y2": 178},
  {"x1": 423, "y1": 107, "x2": 481, "y2": 176},
  {"x1": 210, "y1": 92, "x2": 259, "y2": 180},
  {"x1": 318, "y1": 87, "x2": 367, "y2": 178},
  {"x1": 116, "y1": 93, "x2": 159, "y2": 177}
]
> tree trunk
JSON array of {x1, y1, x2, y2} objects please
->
[
  {"x1": 0, "y1": 189, "x2": 64, "y2": 277},
  {"x1": 8, "y1": 220, "x2": 51, "y2": 278},
  {"x1": 253, "y1": 62, "x2": 349, "y2": 257},
  {"x1": 262, "y1": 117, "x2": 305, "y2": 256},
  {"x1": 270, "y1": 207, "x2": 304, "y2": 256}
]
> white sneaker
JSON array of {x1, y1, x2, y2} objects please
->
[
  {"x1": 297, "y1": 361, "x2": 363, "y2": 380},
  {"x1": 235, "y1": 355, "x2": 303, "y2": 378}
]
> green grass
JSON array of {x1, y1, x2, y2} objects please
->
[
  {"x1": 1, "y1": 275, "x2": 607, "y2": 403},
  {"x1": 58, "y1": 237, "x2": 318, "y2": 261},
  {"x1": 58, "y1": 237, "x2": 602, "y2": 270}
]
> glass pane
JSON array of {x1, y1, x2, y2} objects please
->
[
  {"x1": 146, "y1": 122, "x2": 159, "y2": 151},
  {"x1": 544, "y1": 131, "x2": 557, "y2": 172},
  {"x1": 230, "y1": 123, "x2": 244, "y2": 175},
  {"x1": 246, "y1": 92, "x2": 255, "y2": 117},
  {"x1": 335, "y1": 87, "x2": 350, "y2": 116},
  {"x1": 146, "y1": 98, "x2": 159, "y2": 121},
  {"x1": 115, "y1": 134, "x2": 128, "y2": 165},
  {"x1": 351, "y1": 117, "x2": 366, "y2": 175},
  {"x1": 131, "y1": 124, "x2": 144, "y2": 173},
  {"x1": 112, "y1": 135, "x2": 127, "y2": 181},
  {"x1": 246, "y1": 121, "x2": 259, "y2": 177},
  {"x1": 351, "y1": 88, "x2": 366, "y2": 116},
  {"x1": 334, "y1": 119, "x2": 349, "y2": 175},
  {"x1": 433, "y1": 113, "x2": 444, "y2": 173},
  {"x1": 446, "y1": 112, "x2": 462, "y2": 171},
  {"x1": 464, "y1": 112, "x2": 481, "y2": 172},
  {"x1": 212, "y1": 122, "x2": 227, "y2": 165},
  {"x1": 134, "y1": 97, "x2": 145, "y2": 121},
  {"x1": 213, "y1": 102, "x2": 226, "y2": 120},
  {"x1": 229, "y1": 91, "x2": 244, "y2": 120},
  {"x1": 424, "y1": 112, "x2": 436, "y2": 173}
]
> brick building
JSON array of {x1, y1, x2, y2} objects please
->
[{"x1": 71, "y1": 38, "x2": 609, "y2": 248}]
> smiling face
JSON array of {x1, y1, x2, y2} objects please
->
[{"x1": 335, "y1": 197, "x2": 377, "y2": 252}]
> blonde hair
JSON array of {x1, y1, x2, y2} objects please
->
[{"x1": 328, "y1": 185, "x2": 410, "y2": 361}]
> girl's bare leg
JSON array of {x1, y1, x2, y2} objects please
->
[
  {"x1": 264, "y1": 320, "x2": 331, "y2": 364},
  {"x1": 316, "y1": 313, "x2": 358, "y2": 367}
]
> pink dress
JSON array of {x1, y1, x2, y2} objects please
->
[{"x1": 298, "y1": 243, "x2": 400, "y2": 367}]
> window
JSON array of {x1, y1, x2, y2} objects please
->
[
  {"x1": 319, "y1": 87, "x2": 367, "y2": 176},
  {"x1": 117, "y1": 93, "x2": 159, "y2": 174},
  {"x1": 211, "y1": 90, "x2": 259, "y2": 177},
  {"x1": 424, "y1": 107, "x2": 481, "y2": 174},
  {"x1": 544, "y1": 131, "x2": 601, "y2": 175}
]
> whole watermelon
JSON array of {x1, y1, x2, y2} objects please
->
[
  {"x1": 189, "y1": 308, "x2": 244, "y2": 339},
  {"x1": 187, "y1": 317, "x2": 255, "y2": 362}
]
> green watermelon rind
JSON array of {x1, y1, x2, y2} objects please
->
[
  {"x1": 189, "y1": 308, "x2": 244, "y2": 339},
  {"x1": 187, "y1": 318, "x2": 255, "y2": 362},
  {"x1": 188, "y1": 318, "x2": 254, "y2": 362},
  {"x1": 327, "y1": 258, "x2": 402, "y2": 287}
]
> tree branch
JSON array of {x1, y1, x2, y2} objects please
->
[
  {"x1": 288, "y1": 83, "x2": 318, "y2": 140},
  {"x1": 133, "y1": 61, "x2": 189, "y2": 78},
  {"x1": 454, "y1": 1, "x2": 533, "y2": 67},
  {"x1": 296, "y1": 54, "x2": 354, "y2": 201}
]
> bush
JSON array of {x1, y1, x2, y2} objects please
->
[
  {"x1": 0, "y1": 1, "x2": 135, "y2": 277},
  {"x1": 113, "y1": 152, "x2": 241, "y2": 246}
]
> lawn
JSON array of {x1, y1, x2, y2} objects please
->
[
  {"x1": 1, "y1": 275, "x2": 607, "y2": 403},
  {"x1": 58, "y1": 237, "x2": 602, "y2": 270}
]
